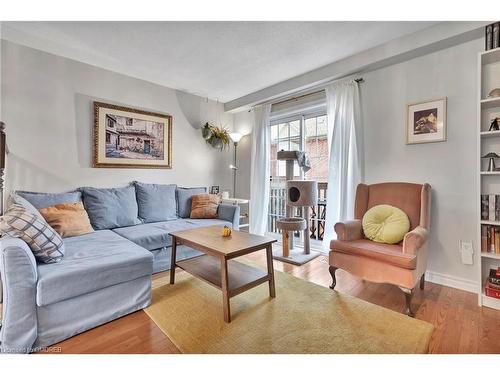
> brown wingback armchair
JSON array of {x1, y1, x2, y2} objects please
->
[{"x1": 329, "y1": 182, "x2": 431, "y2": 316}]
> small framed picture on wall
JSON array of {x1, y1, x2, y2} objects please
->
[
  {"x1": 210, "y1": 186, "x2": 220, "y2": 194},
  {"x1": 406, "y1": 97, "x2": 447, "y2": 145}
]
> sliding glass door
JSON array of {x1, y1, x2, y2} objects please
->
[{"x1": 268, "y1": 112, "x2": 328, "y2": 248}]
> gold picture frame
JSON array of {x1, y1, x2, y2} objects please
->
[
  {"x1": 405, "y1": 97, "x2": 447, "y2": 145},
  {"x1": 93, "y1": 101, "x2": 172, "y2": 168}
]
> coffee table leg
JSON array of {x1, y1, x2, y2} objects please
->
[
  {"x1": 221, "y1": 257, "x2": 231, "y2": 323},
  {"x1": 266, "y1": 244, "x2": 276, "y2": 298},
  {"x1": 170, "y1": 236, "x2": 177, "y2": 285}
]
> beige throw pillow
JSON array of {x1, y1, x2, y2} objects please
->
[
  {"x1": 190, "y1": 194, "x2": 220, "y2": 219},
  {"x1": 39, "y1": 202, "x2": 94, "y2": 238}
]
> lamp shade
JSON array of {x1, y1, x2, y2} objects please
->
[
  {"x1": 229, "y1": 132, "x2": 243, "y2": 143},
  {"x1": 482, "y1": 152, "x2": 500, "y2": 159}
]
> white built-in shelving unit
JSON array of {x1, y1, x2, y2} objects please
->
[{"x1": 477, "y1": 46, "x2": 500, "y2": 311}]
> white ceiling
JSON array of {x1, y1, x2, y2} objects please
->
[{"x1": 2, "y1": 21, "x2": 439, "y2": 102}]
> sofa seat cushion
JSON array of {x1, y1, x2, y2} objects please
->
[
  {"x1": 36, "y1": 230, "x2": 153, "y2": 306},
  {"x1": 330, "y1": 239, "x2": 416, "y2": 270},
  {"x1": 112, "y1": 218, "x2": 232, "y2": 251}
]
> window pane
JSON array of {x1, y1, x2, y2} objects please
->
[
  {"x1": 270, "y1": 142, "x2": 277, "y2": 156},
  {"x1": 278, "y1": 123, "x2": 288, "y2": 138},
  {"x1": 277, "y1": 160, "x2": 286, "y2": 177},
  {"x1": 271, "y1": 125, "x2": 278, "y2": 141},
  {"x1": 305, "y1": 137, "x2": 318, "y2": 157},
  {"x1": 289, "y1": 120, "x2": 300, "y2": 136},
  {"x1": 290, "y1": 138, "x2": 300, "y2": 151},
  {"x1": 317, "y1": 115, "x2": 327, "y2": 136},
  {"x1": 293, "y1": 164, "x2": 300, "y2": 178},
  {"x1": 305, "y1": 117, "x2": 316, "y2": 137},
  {"x1": 278, "y1": 140, "x2": 288, "y2": 152}
]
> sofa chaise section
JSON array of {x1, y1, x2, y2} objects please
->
[
  {"x1": 36, "y1": 230, "x2": 153, "y2": 306},
  {"x1": 0, "y1": 230, "x2": 153, "y2": 352}
]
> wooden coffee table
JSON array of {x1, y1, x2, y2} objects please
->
[{"x1": 169, "y1": 225, "x2": 277, "y2": 323}]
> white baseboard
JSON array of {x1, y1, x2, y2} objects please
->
[{"x1": 425, "y1": 270, "x2": 478, "y2": 293}]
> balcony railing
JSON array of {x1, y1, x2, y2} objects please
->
[{"x1": 268, "y1": 181, "x2": 327, "y2": 241}]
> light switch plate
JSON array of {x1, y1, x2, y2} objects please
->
[{"x1": 460, "y1": 241, "x2": 474, "y2": 265}]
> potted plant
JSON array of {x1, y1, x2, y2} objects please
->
[{"x1": 201, "y1": 122, "x2": 230, "y2": 151}]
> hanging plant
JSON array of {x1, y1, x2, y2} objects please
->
[{"x1": 201, "y1": 122, "x2": 230, "y2": 151}]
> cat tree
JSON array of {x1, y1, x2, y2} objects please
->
[{"x1": 274, "y1": 151, "x2": 319, "y2": 266}]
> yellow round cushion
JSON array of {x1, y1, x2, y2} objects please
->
[{"x1": 362, "y1": 204, "x2": 410, "y2": 244}]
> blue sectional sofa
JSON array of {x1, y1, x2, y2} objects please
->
[{"x1": 0, "y1": 183, "x2": 239, "y2": 353}]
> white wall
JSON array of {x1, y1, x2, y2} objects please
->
[
  {"x1": 1, "y1": 41, "x2": 234, "y2": 194},
  {"x1": 234, "y1": 38, "x2": 482, "y2": 287},
  {"x1": 362, "y1": 38, "x2": 481, "y2": 285}
]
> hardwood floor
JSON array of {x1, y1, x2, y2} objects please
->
[{"x1": 44, "y1": 251, "x2": 500, "y2": 354}]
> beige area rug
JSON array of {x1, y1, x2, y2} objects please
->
[{"x1": 145, "y1": 266, "x2": 434, "y2": 354}]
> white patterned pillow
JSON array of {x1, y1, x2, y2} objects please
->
[{"x1": 1, "y1": 204, "x2": 65, "y2": 263}]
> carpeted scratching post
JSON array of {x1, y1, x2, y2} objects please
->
[{"x1": 274, "y1": 151, "x2": 320, "y2": 266}]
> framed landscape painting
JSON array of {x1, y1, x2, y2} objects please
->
[
  {"x1": 94, "y1": 102, "x2": 172, "y2": 168},
  {"x1": 405, "y1": 97, "x2": 447, "y2": 145}
]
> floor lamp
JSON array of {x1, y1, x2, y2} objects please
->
[
  {"x1": 0, "y1": 122, "x2": 4, "y2": 328},
  {"x1": 0, "y1": 122, "x2": 5, "y2": 216},
  {"x1": 229, "y1": 132, "x2": 243, "y2": 198}
]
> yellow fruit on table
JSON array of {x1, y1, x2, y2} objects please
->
[{"x1": 221, "y1": 226, "x2": 232, "y2": 237}]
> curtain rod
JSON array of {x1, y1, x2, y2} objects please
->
[{"x1": 254, "y1": 77, "x2": 364, "y2": 109}]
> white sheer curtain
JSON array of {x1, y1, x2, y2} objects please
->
[
  {"x1": 249, "y1": 104, "x2": 272, "y2": 235},
  {"x1": 323, "y1": 80, "x2": 363, "y2": 246}
]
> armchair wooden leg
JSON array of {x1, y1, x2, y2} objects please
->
[
  {"x1": 329, "y1": 266, "x2": 338, "y2": 290},
  {"x1": 400, "y1": 287, "x2": 415, "y2": 317},
  {"x1": 420, "y1": 274, "x2": 425, "y2": 290}
]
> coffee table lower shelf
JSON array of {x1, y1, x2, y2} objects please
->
[{"x1": 176, "y1": 255, "x2": 269, "y2": 298}]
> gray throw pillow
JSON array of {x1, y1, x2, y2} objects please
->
[
  {"x1": 16, "y1": 190, "x2": 82, "y2": 209},
  {"x1": 1, "y1": 204, "x2": 65, "y2": 263},
  {"x1": 80, "y1": 185, "x2": 141, "y2": 230},
  {"x1": 134, "y1": 182, "x2": 177, "y2": 223},
  {"x1": 176, "y1": 187, "x2": 207, "y2": 218}
]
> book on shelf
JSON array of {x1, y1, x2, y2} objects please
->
[
  {"x1": 494, "y1": 22, "x2": 500, "y2": 50},
  {"x1": 488, "y1": 269, "x2": 500, "y2": 286},
  {"x1": 481, "y1": 225, "x2": 500, "y2": 253},
  {"x1": 485, "y1": 269, "x2": 500, "y2": 299},
  {"x1": 480, "y1": 194, "x2": 500, "y2": 221},
  {"x1": 485, "y1": 284, "x2": 500, "y2": 299},
  {"x1": 486, "y1": 24, "x2": 493, "y2": 50}
]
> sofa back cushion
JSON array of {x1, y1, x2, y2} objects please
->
[
  {"x1": 39, "y1": 202, "x2": 94, "y2": 238},
  {"x1": 176, "y1": 187, "x2": 207, "y2": 218},
  {"x1": 16, "y1": 190, "x2": 82, "y2": 209},
  {"x1": 134, "y1": 182, "x2": 177, "y2": 223},
  {"x1": 1, "y1": 204, "x2": 65, "y2": 263},
  {"x1": 80, "y1": 186, "x2": 141, "y2": 230},
  {"x1": 355, "y1": 183, "x2": 424, "y2": 231},
  {"x1": 9, "y1": 193, "x2": 48, "y2": 222}
]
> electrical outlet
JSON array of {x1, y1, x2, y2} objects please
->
[{"x1": 460, "y1": 241, "x2": 474, "y2": 265}]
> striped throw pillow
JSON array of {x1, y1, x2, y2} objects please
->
[{"x1": 1, "y1": 204, "x2": 65, "y2": 263}]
